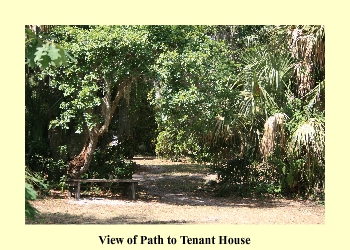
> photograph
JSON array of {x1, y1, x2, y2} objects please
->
[{"x1": 25, "y1": 25, "x2": 325, "y2": 225}]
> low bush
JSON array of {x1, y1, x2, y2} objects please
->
[
  {"x1": 88, "y1": 144, "x2": 136, "y2": 179},
  {"x1": 211, "y1": 158, "x2": 282, "y2": 197}
]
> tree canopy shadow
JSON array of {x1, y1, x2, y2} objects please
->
[
  {"x1": 26, "y1": 211, "x2": 191, "y2": 224},
  {"x1": 134, "y1": 163, "x2": 293, "y2": 209}
]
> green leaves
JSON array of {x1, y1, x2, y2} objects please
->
[
  {"x1": 33, "y1": 42, "x2": 68, "y2": 68},
  {"x1": 25, "y1": 167, "x2": 47, "y2": 219},
  {"x1": 25, "y1": 183, "x2": 39, "y2": 220},
  {"x1": 25, "y1": 182, "x2": 37, "y2": 201},
  {"x1": 25, "y1": 27, "x2": 74, "y2": 69},
  {"x1": 151, "y1": 27, "x2": 240, "y2": 161},
  {"x1": 45, "y1": 25, "x2": 156, "y2": 134}
]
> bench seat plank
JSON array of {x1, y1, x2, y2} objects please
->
[
  {"x1": 65, "y1": 179, "x2": 138, "y2": 200},
  {"x1": 67, "y1": 179, "x2": 138, "y2": 183}
]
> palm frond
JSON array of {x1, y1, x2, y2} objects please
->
[
  {"x1": 288, "y1": 118, "x2": 325, "y2": 159},
  {"x1": 288, "y1": 25, "x2": 325, "y2": 97},
  {"x1": 260, "y1": 113, "x2": 288, "y2": 159},
  {"x1": 237, "y1": 45, "x2": 295, "y2": 119},
  {"x1": 302, "y1": 80, "x2": 325, "y2": 111}
]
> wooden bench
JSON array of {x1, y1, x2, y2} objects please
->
[{"x1": 65, "y1": 179, "x2": 138, "y2": 200}]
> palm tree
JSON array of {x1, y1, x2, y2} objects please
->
[
  {"x1": 211, "y1": 25, "x2": 325, "y2": 196},
  {"x1": 288, "y1": 25, "x2": 325, "y2": 97}
]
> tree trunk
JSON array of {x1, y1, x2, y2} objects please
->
[
  {"x1": 117, "y1": 97, "x2": 131, "y2": 139},
  {"x1": 66, "y1": 80, "x2": 129, "y2": 178},
  {"x1": 67, "y1": 128, "x2": 100, "y2": 178}
]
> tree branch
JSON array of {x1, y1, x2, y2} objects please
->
[
  {"x1": 99, "y1": 77, "x2": 112, "y2": 134},
  {"x1": 98, "y1": 79, "x2": 128, "y2": 134}
]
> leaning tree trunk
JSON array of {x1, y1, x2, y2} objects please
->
[
  {"x1": 67, "y1": 79, "x2": 129, "y2": 178},
  {"x1": 67, "y1": 128, "x2": 100, "y2": 178}
]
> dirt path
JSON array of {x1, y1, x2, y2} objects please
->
[{"x1": 26, "y1": 157, "x2": 325, "y2": 224}]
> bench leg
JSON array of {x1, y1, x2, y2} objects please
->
[
  {"x1": 75, "y1": 183, "x2": 81, "y2": 200},
  {"x1": 68, "y1": 186, "x2": 73, "y2": 198},
  {"x1": 129, "y1": 183, "x2": 136, "y2": 200}
]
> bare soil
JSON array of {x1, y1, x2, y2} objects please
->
[{"x1": 26, "y1": 157, "x2": 325, "y2": 224}]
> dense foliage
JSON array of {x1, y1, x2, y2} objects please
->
[
  {"x1": 25, "y1": 25, "x2": 325, "y2": 215},
  {"x1": 150, "y1": 25, "x2": 325, "y2": 198},
  {"x1": 150, "y1": 26, "x2": 240, "y2": 161},
  {"x1": 88, "y1": 144, "x2": 136, "y2": 179}
]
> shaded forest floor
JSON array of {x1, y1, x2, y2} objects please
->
[{"x1": 26, "y1": 157, "x2": 324, "y2": 224}]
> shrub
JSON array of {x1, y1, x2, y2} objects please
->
[
  {"x1": 88, "y1": 145, "x2": 136, "y2": 179},
  {"x1": 25, "y1": 167, "x2": 48, "y2": 219},
  {"x1": 211, "y1": 157, "x2": 283, "y2": 197}
]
